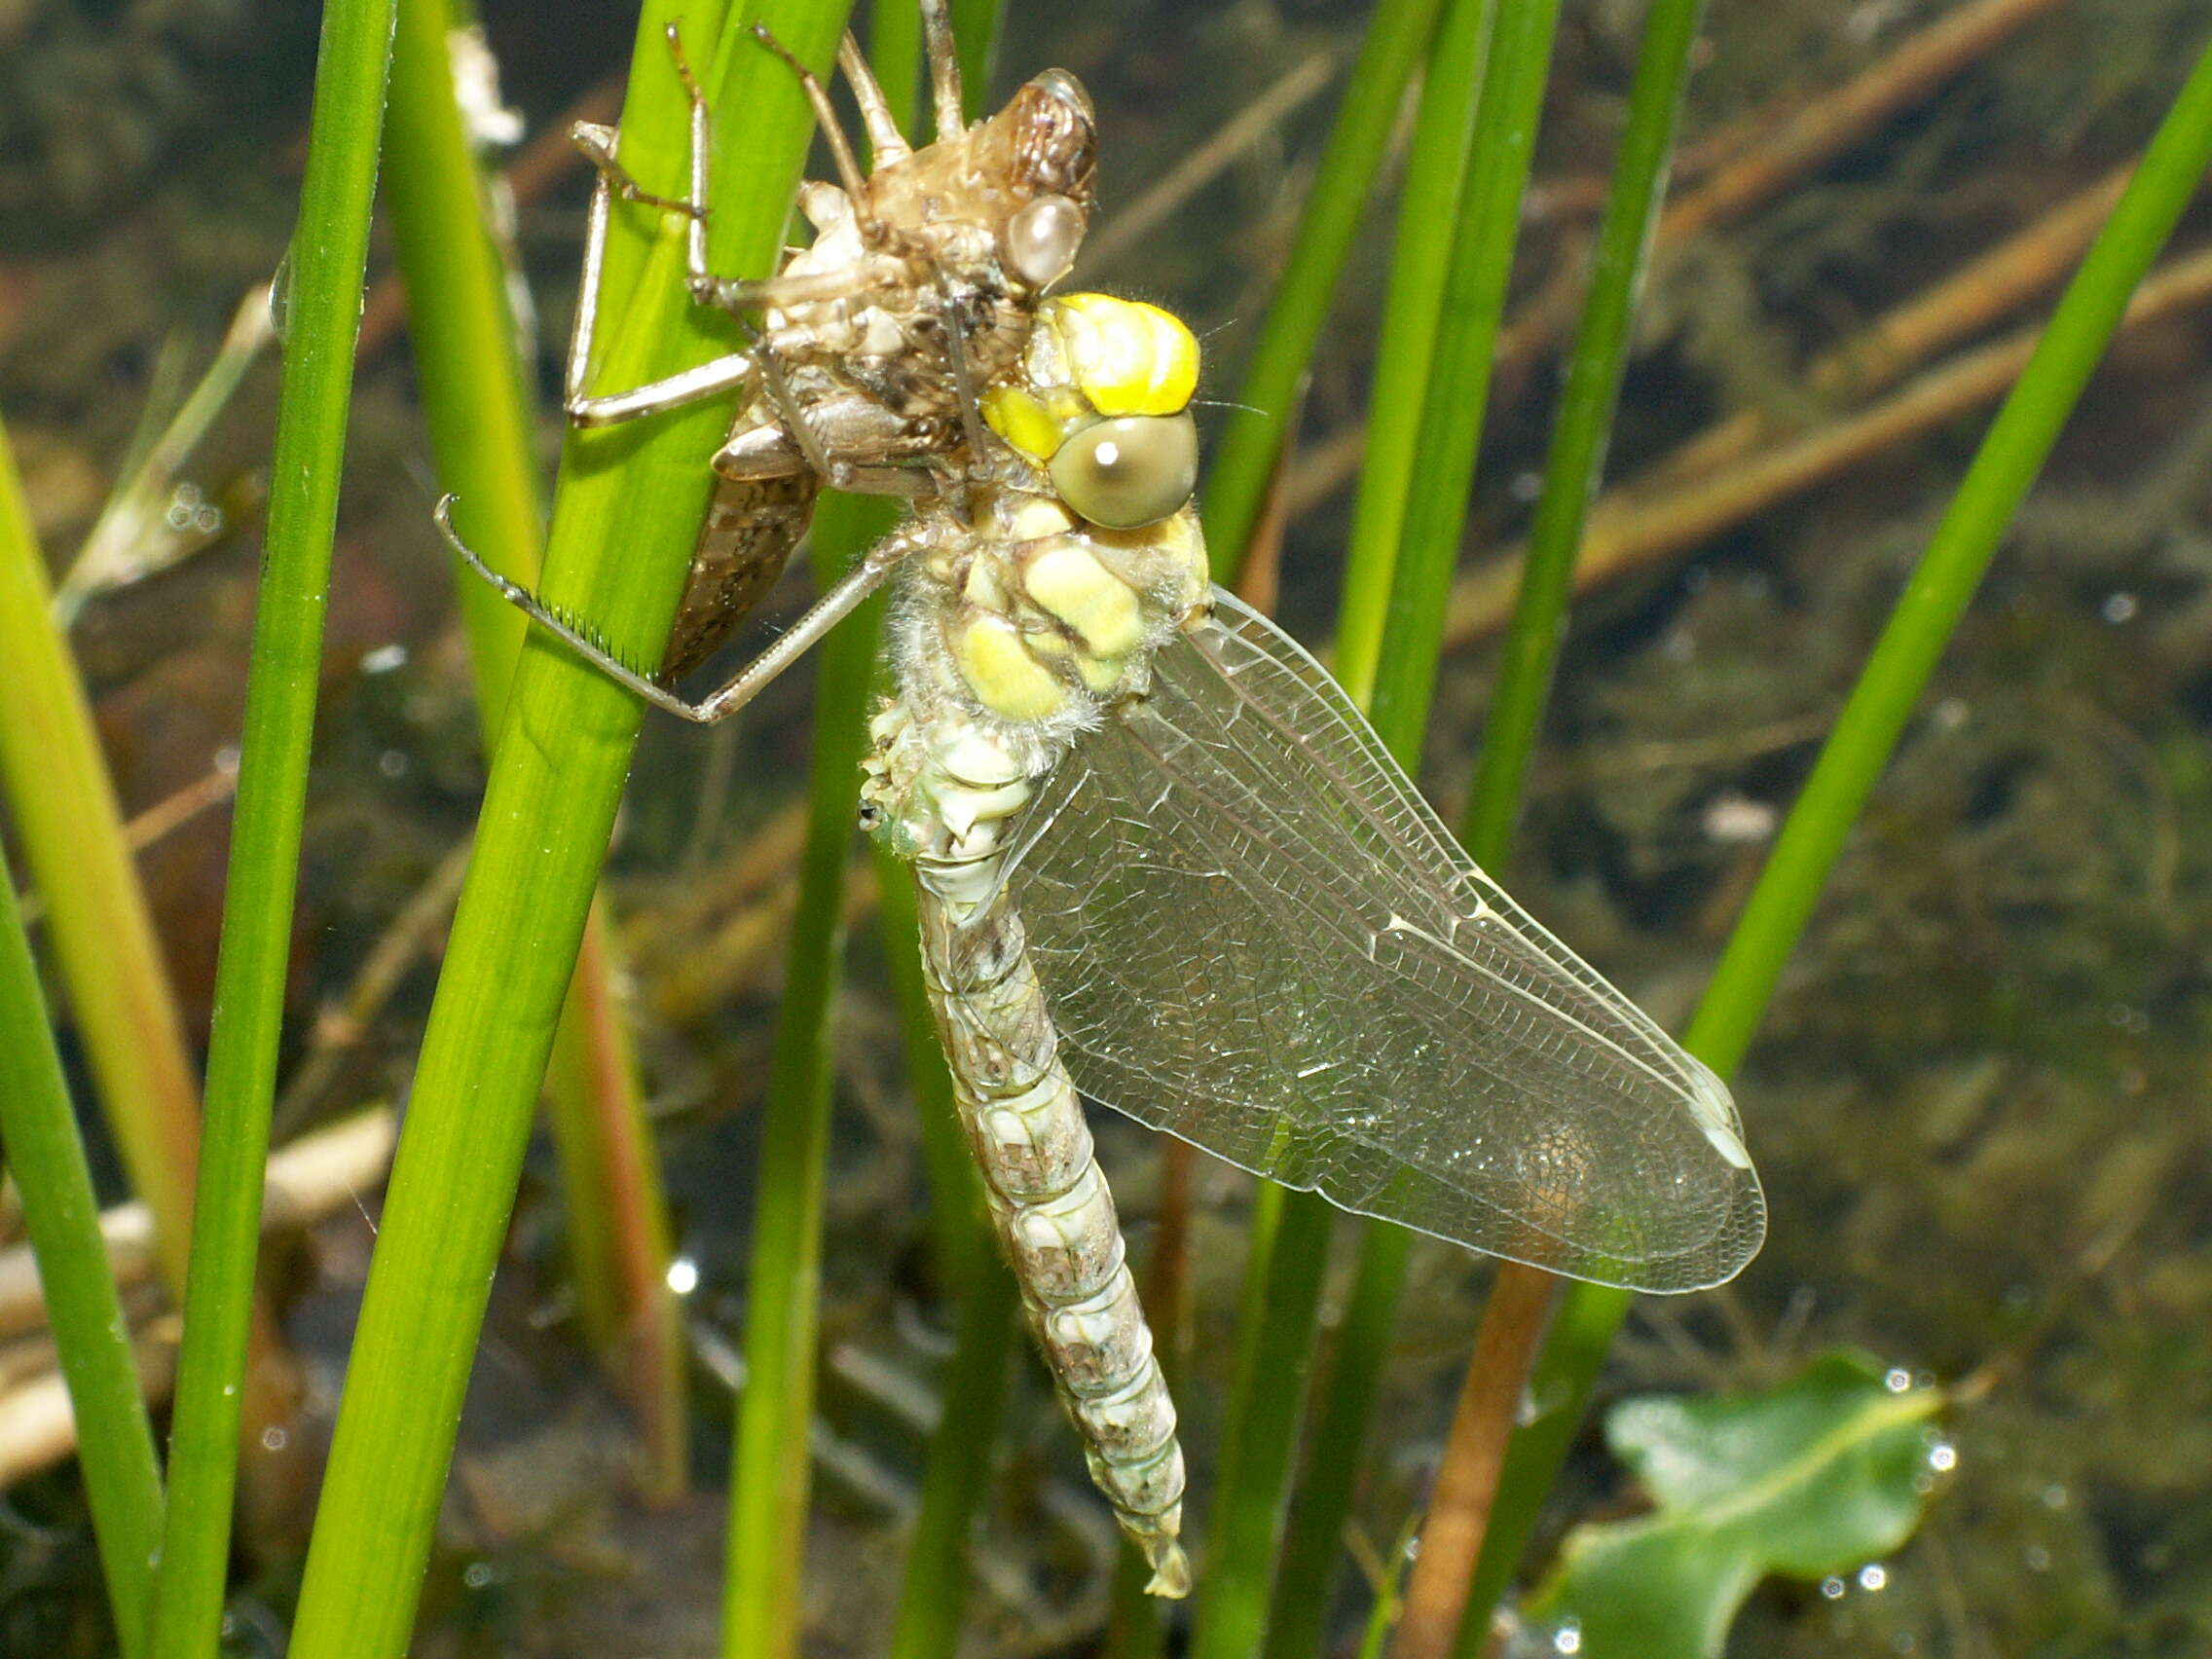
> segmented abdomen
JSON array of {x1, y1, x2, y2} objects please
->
[{"x1": 914, "y1": 864, "x2": 1191, "y2": 1598}]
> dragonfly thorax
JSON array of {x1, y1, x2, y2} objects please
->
[{"x1": 894, "y1": 466, "x2": 1209, "y2": 739}]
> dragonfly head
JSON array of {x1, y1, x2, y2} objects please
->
[{"x1": 982, "y1": 294, "x2": 1200, "y2": 529}]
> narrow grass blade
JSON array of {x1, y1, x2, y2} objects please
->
[
  {"x1": 1333, "y1": 0, "x2": 1494, "y2": 706},
  {"x1": 1372, "y1": 1, "x2": 1720, "y2": 1649},
  {"x1": 385, "y1": 0, "x2": 687, "y2": 1495},
  {"x1": 887, "y1": 1255, "x2": 1021, "y2": 1659},
  {"x1": 283, "y1": 9, "x2": 851, "y2": 1656},
  {"x1": 1226, "y1": 4, "x2": 1560, "y2": 1649},
  {"x1": 1364, "y1": 0, "x2": 1564, "y2": 748},
  {"x1": 0, "y1": 392, "x2": 205, "y2": 1310},
  {"x1": 1200, "y1": 0, "x2": 1447, "y2": 580},
  {"x1": 147, "y1": 2, "x2": 395, "y2": 1653},
  {"x1": 722, "y1": 491, "x2": 892, "y2": 1659},
  {"x1": 1457, "y1": 28, "x2": 2212, "y2": 1650},
  {"x1": 1461, "y1": 0, "x2": 1709, "y2": 862},
  {"x1": 1260, "y1": 11, "x2": 1496, "y2": 1648},
  {"x1": 0, "y1": 441, "x2": 166, "y2": 1659}
]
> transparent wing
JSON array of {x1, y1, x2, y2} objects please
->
[{"x1": 996, "y1": 588, "x2": 1765, "y2": 1293}]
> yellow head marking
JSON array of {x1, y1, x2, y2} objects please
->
[{"x1": 1051, "y1": 294, "x2": 1199, "y2": 418}]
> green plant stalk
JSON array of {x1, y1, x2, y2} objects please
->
[
  {"x1": 1456, "y1": 27, "x2": 2212, "y2": 1649},
  {"x1": 0, "y1": 431, "x2": 204, "y2": 1308},
  {"x1": 1259, "y1": 10, "x2": 1498, "y2": 1646},
  {"x1": 0, "y1": 452, "x2": 165, "y2": 1659},
  {"x1": 723, "y1": 491, "x2": 888, "y2": 1659},
  {"x1": 887, "y1": 1254, "x2": 1022, "y2": 1659},
  {"x1": 1261, "y1": 1219, "x2": 1415, "y2": 1658},
  {"x1": 1199, "y1": 0, "x2": 1447, "y2": 580},
  {"x1": 283, "y1": 9, "x2": 851, "y2": 1656},
  {"x1": 1188, "y1": 1183, "x2": 1336, "y2": 1659},
  {"x1": 1222, "y1": 3, "x2": 1559, "y2": 1646},
  {"x1": 1190, "y1": 2, "x2": 1484, "y2": 1637},
  {"x1": 146, "y1": 1, "x2": 395, "y2": 1652},
  {"x1": 1461, "y1": 0, "x2": 1706, "y2": 860},
  {"x1": 384, "y1": 0, "x2": 687, "y2": 1495},
  {"x1": 947, "y1": 0, "x2": 1004, "y2": 109},
  {"x1": 1365, "y1": 0, "x2": 1563, "y2": 748},
  {"x1": 1343, "y1": 0, "x2": 1710, "y2": 1641},
  {"x1": 1333, "y1": 0, "x2": 1495, "y2": 706}
]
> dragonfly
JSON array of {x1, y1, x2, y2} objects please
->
[
  {"x1": 559, "y1": 0, "x2": 1097, "y2": 676},
  {"x1": 454, "y1": 292, "x2": 1766, "y2": 1597}
]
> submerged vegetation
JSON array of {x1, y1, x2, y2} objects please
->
[{"x1": 0, "y1": 0, "x2": 2208, "y2": 1654}]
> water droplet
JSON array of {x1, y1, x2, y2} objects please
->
[
  {"x1": 2041, "y1": 1483, "x2": 2069, "y2": 1510},
  {"x1": 2101, "y1": 591, "x2": 2138, "y2": 623},
  {"x1": 1858, "y1": 1564, "x2": 1888, "y2": 1592},
  {"x1": 379, "y1": 749, "x2": 410, "y2": 779},
  {"x1": 361, "y1": 643, "x2": 409, "y2": 675},
  {"x1": 2023, "y1": 1544, "x2": 2050, "y2": 1571},
  {"x1": 666, "y1": 1255, "x2": 700, "y2": 1295},
  {"x1": 463, "y1": 1560, "x2": 495, "y2": 1589},
  {"x1": 1821, "y1": 1576, "x2": 1848, "y2": 1600},
  {"x1": 1884, "y1": 1368, "x2": 1912, "y2": 1393},
  {"x1": 1551, "y1": 1619, "x2": 1582, "y2": 1654},
  {"x1": 267, "y1": 257, "x2": 293, "y2": 345},
  {"x1": 1926, "y1": 1441, "x2": 1958, "y2": 1473},
  {"x1": 261, "y1": 1425, "x2": 288, "y2": 1452},
  {"x1": 1892, "y1": 1633, "x2": 1917, "y2": 1654}
]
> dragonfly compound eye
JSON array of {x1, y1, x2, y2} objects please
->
[
  {"x1": 1007, "y1": 194, "x2": 1088, "y2": 288},
  {"x1": 1049, "y1": 413, "x2": 1198, "y2": 529}
]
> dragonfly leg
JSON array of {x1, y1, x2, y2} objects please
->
[
  {"x1": 837, "y1": 33, "x2": 911, "y2": 164},
  {"x1": 919, "y1": 0, "x2": 965, "y2": 138},
  {"x1": 563, "y1": 31, "x2": 757, "y2": 425},
  {"x1": 440, "y1": 496, "x2": 913, "y2": 725},
  {"x1": 749, "y1": 21, "x2": 870, "y2": 203}
]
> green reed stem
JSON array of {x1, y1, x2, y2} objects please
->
[
  {"x1": 1258, "y1": 11, "x2": 1495, "y2": 1652},
  {"x1": 1190, "y1": 1184, "x2": 1337, "y2": 1659},
  {"x1": 1333, "y1": 0, "x2": 1494, "y2": 707},
  {"x1": 148, "y1": 1, "x2": 394, "y2": 1652},
  {"x1": 0, "y1": 424, "x2": 204, "y2": 1311},
  {"x1": 723, "y1": 492, "x2": 890, "y2": 1659},
  {"x1": 0, "y1": 438, "x2": 166, "y2": 1659},
  {"x1": 1212, "y1": 4, "x2": 1560, "y2": 1650},
  {"x1": 1201, "y1": 0, "x2": 1446, "y2": 580},
  {"x1": 385, "y1": 0, "x2": 688, "y2": 1497},
  {"x1": 1457, "y1": 26, "x2": 2212, "y2": 1650},
  {"x1": 1193, "y1": 1, "x2": 1464, "y2": 1638},
  {"x1": 1461, "y1": 0, "x2": 1705, "y2": 861},
  {"x1": 1364, "y1": 0, "x2": 1563, "y2": 748},
  {"x1": 887, "y1": 1254, "x2": 1022, "y2": 1659},
  {"x1": 1397, "y1": 0, "x2": 1714, "y2": 1644},
  {"x1": 284, "y1": 9, "x2": 850, "y2": 1656}
]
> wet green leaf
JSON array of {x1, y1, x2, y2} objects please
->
[{"x1": 1521, "y1": 1350, "x2": 1944, "y2": 1658}]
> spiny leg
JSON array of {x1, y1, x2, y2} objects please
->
[
  {"x1": 438, "y1": 496, "x2": 911, "y2": 725},
  {"x1": 919, "y1": 0, "x2": 965, "y2": 138}
]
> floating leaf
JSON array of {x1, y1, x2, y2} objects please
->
[{"x1": 1519, "y1": 1349, "x2": 1945, "y2": 1658}]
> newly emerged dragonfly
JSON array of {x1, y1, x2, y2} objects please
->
[
  {"x1": 454, "y1": 293, "x2": 1765, "y2": 1596},
  {"x1": 565, "y1": 0, "x2": 1096, "y2": 674}
]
